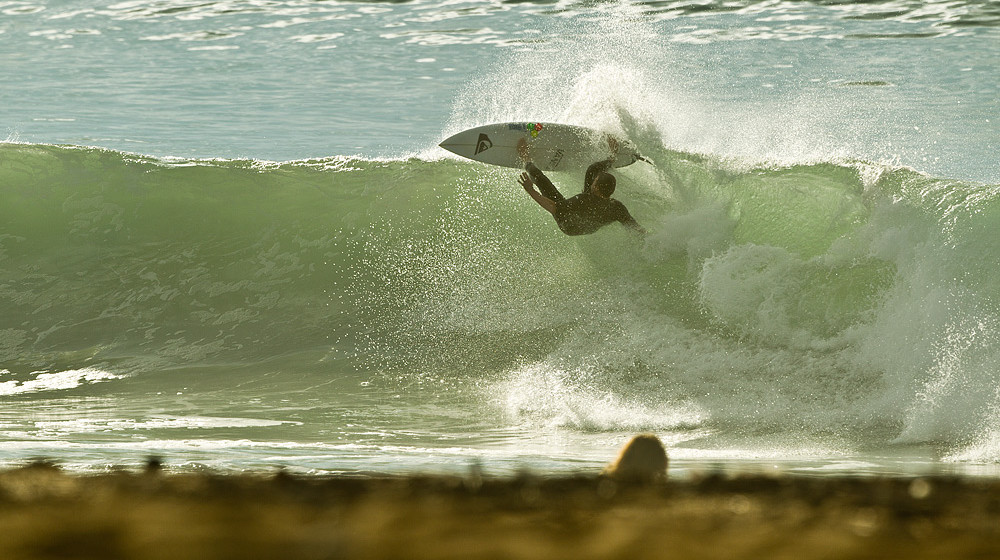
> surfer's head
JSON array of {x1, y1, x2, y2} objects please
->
[{"x1": 592, "y1": 172, "x2": 616, "y2": 197}]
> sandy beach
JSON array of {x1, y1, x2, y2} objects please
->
[{"x1": 0, "y1": 460, "x2": 998, "y2": 560}]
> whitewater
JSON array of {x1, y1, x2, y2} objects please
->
[{"x1": 1, "y1": 0, "x2": 998, "y2": 476}]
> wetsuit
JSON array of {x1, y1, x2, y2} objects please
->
[{"x1": 525, "y1": 160, "x2": 642, "y2": 236}]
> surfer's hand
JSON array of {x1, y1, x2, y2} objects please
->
[{"x1": 518, "y1": 172, "x2": 534, "y2": 191}]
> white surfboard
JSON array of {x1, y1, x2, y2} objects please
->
[{"x1": 439, "y1": 122, "x2": 646, "y2": 171}]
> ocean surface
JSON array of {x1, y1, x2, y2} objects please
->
[{"x1": 1, "y1": 0, "x2": 998, "y2": 477}]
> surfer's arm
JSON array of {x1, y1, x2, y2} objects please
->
[
  {"x1": 522, "y1": 162, "x2": 565, "y2": 203},
  {"x1": 518, "y1": 138, "x2": 565, "y2": 202},
  {"x1": 517, "y1": 137, "x2": 552, "y2": 185},
  {"x1": 519, "y1": 172, "x2": 558, "y2": 216},
  {"x1": 617, "y1": 204, "x2": 647, "y2": 235},
  {"x1": 623, "y1": 218, "x2": 648, "y2": 236}
]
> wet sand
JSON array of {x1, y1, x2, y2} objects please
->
[{"x1": 0, "y1": 461, "x2": 998, "y2": 560}]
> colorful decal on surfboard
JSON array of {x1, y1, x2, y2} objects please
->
[{"x1": 505, "y1": 122, "x2": 545, "y2": 138}]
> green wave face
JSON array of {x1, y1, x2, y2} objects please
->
[{"x1": 2, "y1": 142, "x2": 998, "y2": 451}]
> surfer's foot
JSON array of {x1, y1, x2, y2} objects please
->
[{"x1": 517, "y1": 138, "x2": 531, "y2": 162}]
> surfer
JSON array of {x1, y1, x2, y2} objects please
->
[{"x1": 516, "y1": 137, "x2": 646, "y2": 236}]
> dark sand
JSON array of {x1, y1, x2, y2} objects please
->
[{"x1": 1, "y1": 462, "x2": 998, "y2": 560}]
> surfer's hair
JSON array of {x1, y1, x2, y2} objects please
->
[{"x1": 594, "y1": 172, "x2": 616, "y2": 196}]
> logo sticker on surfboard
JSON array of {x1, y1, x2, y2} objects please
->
[
  {"x1": 509, "y1": 122, "x2": 544, "y2": 137},
  {"x1": 548, "y1": 148, "x2": 564, "y2": 169},
  {"x1": 474, "y1": 133, "x2": 493, "y2": 155}
]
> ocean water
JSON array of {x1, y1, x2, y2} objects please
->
[{"x1": 1, "y1": 0, "x2": 998, "y2": 477}]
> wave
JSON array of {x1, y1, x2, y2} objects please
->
[
  {"x1": 0, "y1": 144, "x2": 393, "y2": 374},
  {"x1": 1, "y1": 140, "x2": 998, "y2": 461}
]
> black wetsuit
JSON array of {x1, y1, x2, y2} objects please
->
[{"x1": 525, "y1": 160, "x2": 641, "y2": 236}]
